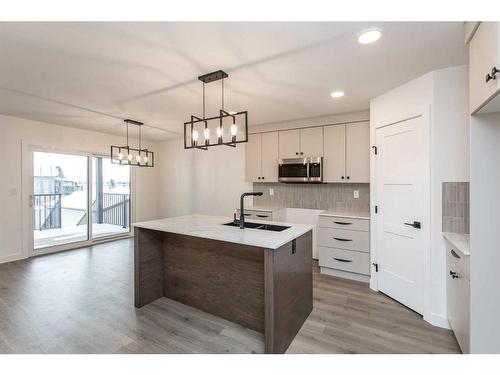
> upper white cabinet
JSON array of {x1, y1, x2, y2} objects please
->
[
  {"x1": 278, "y1": 127, "x2": 323, "y2": 158},
  {"x1": 299, "y1": 127, "x2": 324, "y2": 157},
  {"x1": 278, "y1": 129, "x2": 300, "y2": 158},
  {"x1": 345, "y1": 121, "x2": 370, "y2": 183},
  {"x1": 323, "y1": 125, "x2": 345, "y2": 183},
  {"x1": 469, "y1": 22, "x2": 500, "y2": 114},
  {"x1": 246, "y1": 132, "x2": 279, "y2": 182},
  {"x1": 323, "y1": 122, "x2": 370, "y2": 183}
]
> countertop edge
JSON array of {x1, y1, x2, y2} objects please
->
[{"x1": 442, "y1": 232, "x2": 470, "y2": 256}]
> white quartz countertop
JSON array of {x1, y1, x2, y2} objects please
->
[
  {"x1": 442, "y1": 232, "x2": 470, "y2": 256},
  {"x1": 133, "y1": 214, "x2": 313, "y2": 250},
  {"x1": 319, "y1": 210, "x2": 371, "y2": 220}
]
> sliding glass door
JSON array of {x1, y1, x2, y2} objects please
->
[
  {"x1": 33, "y1": 151, "x2": 89, "y2": 249},
  {"x1": 32, "y1": 151, "x2": 131, "y2": 251},
  {"x1": 91, "y1": 156, "x2": 131, "y2": 239}
]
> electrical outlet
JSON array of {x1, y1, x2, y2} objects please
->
[
  {"x1": 353, "y1": 190, "x2": 359, "y2": 199},
  {"x1": 269, "y1": 188, "x2": 274, "y2": 196}
]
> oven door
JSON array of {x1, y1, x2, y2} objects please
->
[{"x1": 278, "y1": 158, "x2": 309, "y2": 182}]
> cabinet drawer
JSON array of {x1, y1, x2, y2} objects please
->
[
  {"x1": 318, "y1": 216, "x2": 369, "y2": 231},
  {"x1": 319, "y1": 247, "x2": 369, "y2": 275},
  {"x1": 318, "y1": 227, "x2": 369, "y2": 252}
]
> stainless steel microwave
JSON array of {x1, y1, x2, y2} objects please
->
[{"x1": 278, "y1": 157, "x2": 323, "y2": 183}]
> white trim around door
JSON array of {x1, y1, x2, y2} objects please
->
[{"x1": 370, "y1": 106, "x2": 432, "y2": 322}]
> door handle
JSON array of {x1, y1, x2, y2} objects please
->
[
  {"x1": 333, "y1": 258, "x2": 352, "y2": 263},
  {"x1": 333, "y1": 237, "x2": 352, "y2": 242},
  {"x1": 450, "y1": 249, "x2": 461, "y2": 259},
  {"x1": 30, "y1": 194, "x2": 34, "y2": 208},
  {"x1": 486, "y1": 66, "x2": 499, "y2": 82},
  {"x1": 404, "y1": 221, "x2": 421, "y2": 229}
]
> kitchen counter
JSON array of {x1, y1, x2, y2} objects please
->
[
  {"x1": 443, "y1": 232, "x2": 470, "y2": 256},
  {"x1": 133, "y1": 214, "x2": 313, "y2": 354},
  {"x1": 319, "y1": 210, "x2": 371, "y2": 220},
  {"x1": 133, "y1": 214, "x2": 312, "y2": 250}
]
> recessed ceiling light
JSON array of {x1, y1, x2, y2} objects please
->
[
  {"x1": 358, "y1": 29, "x2": 382, "y2": 44},
  {"x1": 330, "y1": 91, "x2": 345, "y2": 98}
]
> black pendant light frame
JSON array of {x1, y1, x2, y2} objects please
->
[
  {"x1": 184, "y1": 70, "x2": 248, "y2": 150},
  {"x1": 111, "y1": 119, "x2": 155, "y2": 167}
]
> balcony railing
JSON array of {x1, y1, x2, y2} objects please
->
[
  {"x1": 33, "y1": 193, "x2": 62, "y2": 230},
  {"x1": 99, "y1": 193, "x2": 130, "y2": 228}
]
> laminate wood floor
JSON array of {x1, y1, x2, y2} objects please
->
[{"x1": 0, "y1": 239, "x2": 460, "y2": 354}]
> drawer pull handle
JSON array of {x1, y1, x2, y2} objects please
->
[
  {"x1": 243, "y1": 213, "x2": 252, "y2": 216},
  {"x1": 450, "y1": 249, "x2": 461, "y2": 259},
  {"x1": 333, "y1": 257, "x2": 352, "y2": 263},
  {"x1": 333, "y1": 221, "x2": 352, "y2": 225},
  {"x1": 333, "y1": 237, "x2": 352, "y2": 242},
  {"x1": 256, "y1": 215, "x2": 269, "y2": 218}
]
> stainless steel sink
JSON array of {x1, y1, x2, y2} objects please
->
[{"x1": 223, "y1": 221, "x2": 290, "y2": 232}]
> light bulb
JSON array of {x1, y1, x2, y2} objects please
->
[
  {"x1": 136, "y1": 154, "x2": 141, "y2": 163},
  {"x1": 118, "y1": 152, "x2": 124, "y2": 160},
  {"x1": 192, "y1": 130, "x2": 199, "y2": 142},
  {"x1": 144, "y1": 155, "x2": 148, "y2": 164},
  {"x1": 216, "y1": 126, "x2": 223, "y2": 138},
  {"x1": 127, "y1": 153, "x2": 133, "y2": 161},
  {"x1": 204, "y1": 128, "x2": 210, "y2": 140},
  {"x1": 230, "y1": 123, "x2": 238, "y2": 136}
]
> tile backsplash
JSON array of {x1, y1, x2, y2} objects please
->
[
  {"x1": 253, "y1": 182, "x2": 370, "y2": 212},
  {"x1": 442, "y1": 182, "x2": 469, "y2": 234}
]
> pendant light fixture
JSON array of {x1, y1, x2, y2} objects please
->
[
  {"x1": 111, "y1": 119, "x2": 155, "y2": 167},
  {"x1": 184, "y1": 70, "x2": 248, "y2": 150}
]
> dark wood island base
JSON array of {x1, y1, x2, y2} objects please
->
[{"x1": 134, "y1": 227, "x2": 313, "y2": 354}]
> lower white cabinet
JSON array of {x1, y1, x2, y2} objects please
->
[
  {"x1": 318, "y1": 212, "x2": 370, "y2": 282},
  {"x1": 445, "y1": 236, "x2": 470, "y2": 353}
]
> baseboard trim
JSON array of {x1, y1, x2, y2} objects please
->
[
  {"x1": 425, "y1": 312, "x2": 451, "y2": 329},
  {"x1": 320, "y1": 267, "x2": 370, "y2": 283},
  {"x1": 0, "y1": 252, "x2": 26, "y2": 265}
]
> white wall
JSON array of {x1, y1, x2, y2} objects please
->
[
  {"x1": 156, "y1": 111, "x2": 370, "y2": 219},
  {"x1": 470, "y1": 112, "x2": 500, "y2": 353},
  {"x1": 0, "y1": 114, "x2": 159, "y2": 264},
  {"x1": 370, "y1": 65, "x2": 469, "y2": 328}
]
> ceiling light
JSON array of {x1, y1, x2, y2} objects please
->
[
  {"x1": 111, "y1": 119, "x2": 155, "y2": 168},
  {"x1": 330, "y1": 91, "x2": 345, "y2": 98},
  {"x1": 358, "y1": 29, "x2": 382, "y2": 44},
  {"x1": 184, "y1": 70, "x2": 248, "y2": 151}
]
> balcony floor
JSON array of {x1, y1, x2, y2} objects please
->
[{"x1": 34, "y1": 223, "x2": 130, "y2": 249}]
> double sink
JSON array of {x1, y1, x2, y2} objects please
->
[{"x1": 223, "y1": 221, "x2": 290, "y2": 232}]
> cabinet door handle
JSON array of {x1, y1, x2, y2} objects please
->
[
  {"x1": 333, "y1": 221, "x2": 352, "y2": 225},
  {"x1": 450, "y1": 270, "x2": 460, "y2": 279},
  {"x1": 346, "y1": 176, "x2": 350, "y2": 180},
  {"x1": 333, "y1": 257, "x2": 352, "y2": 263},
  {"x1": 333, "y1": 237, "x2": 352, "y2": 242},
  {"x1": 486, "y1": 66, "x2": 499, "y2": 82},
  {"x1": 256, "y1": 215, "x2": 269, "y2": 218},
  {"x1": 341, "y1": 176, "x2": 345, "y2": 179},
  {"x1": 450, "y1": 249, "x2": 461, "y2": 259}
]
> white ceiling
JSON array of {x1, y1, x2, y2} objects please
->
[{"x1": 0, "y1": 22, "x2": 466, "y2": 141}]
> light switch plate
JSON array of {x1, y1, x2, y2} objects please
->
[
  {"x1": 269, "y1": 188, "x2": 274, "y2": 196},
  {"x1": 353, "y1": 190, "x2": 359, "y2": 199}
]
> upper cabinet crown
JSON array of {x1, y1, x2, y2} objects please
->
[
  {"x1": 278, "y1": 127, "x2": 324, "y2": 159},
  {"x1": 469, "y1": 22, "x2": 500, "y2": 115},
  {"x1": 323, "y1": 122, "x2": 370, "y2": 183}
]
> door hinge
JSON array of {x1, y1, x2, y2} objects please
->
[
  {"x1": 374, "y1": 205, "x2": 378, "y2": 214},
  {"x1": 372, "y1": 145, "x2": 378, "y2": 155},
  {"x1": 372, "y1": 263, "x2": 378, "y2": 272}
]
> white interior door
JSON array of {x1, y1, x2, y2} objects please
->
[{"x1": 375, "y1": 115, "x2": 428, "y2": 314}]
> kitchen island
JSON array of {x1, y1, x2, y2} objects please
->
[{"x1": 133, "y1": 214, "x2": 313, "y2": 354}]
